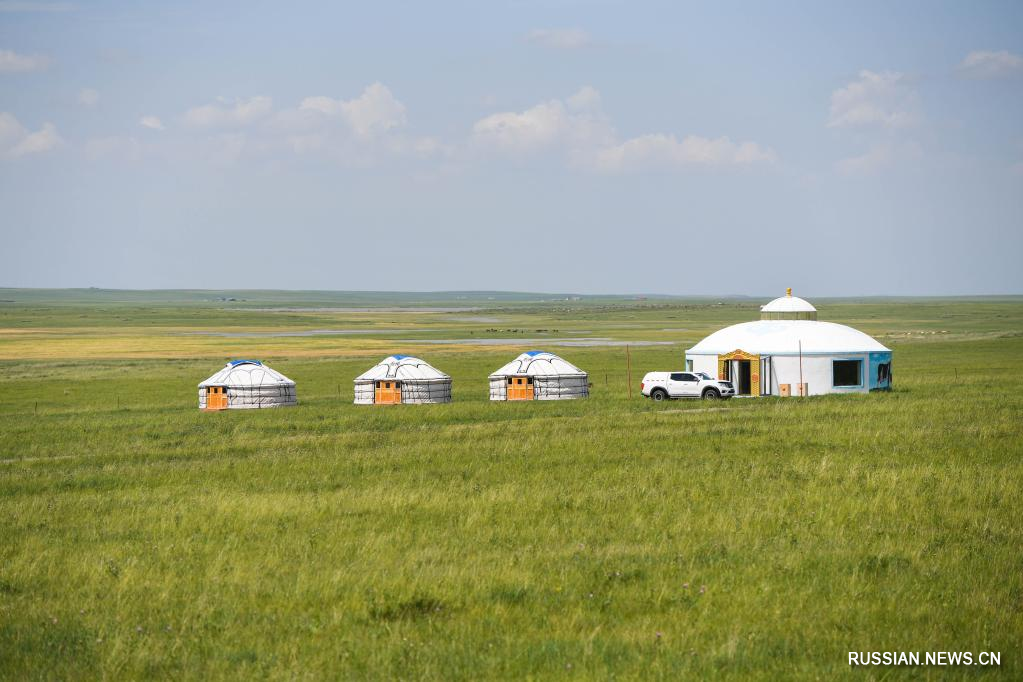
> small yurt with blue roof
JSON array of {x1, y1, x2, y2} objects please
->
[
  {"x1": 489, "y1": 351, "x2": 588, "y2": 401},
  {"x1": 353, "y1": 355, "x2": 452, "y2": 405},
  {"x1": 198, "y1": 360, "x2": 297, "y2": 410}
]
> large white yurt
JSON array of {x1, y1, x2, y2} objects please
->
[
  {"x1": 685, "y1": 289, "x2": 892, "y2": 397},
  {"x1": 198, "y1": 359, "x2": 297, "y2": 410},
  {"x1": 353, "y1": 355, "x2": 452, "y2": 405},
  {"x1": 489, "y1": 350, "x2": 589, "y2": 401}
]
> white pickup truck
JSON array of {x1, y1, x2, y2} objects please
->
[{"x1": 641, "y1": 371, "x2": 735, "y2": 401}]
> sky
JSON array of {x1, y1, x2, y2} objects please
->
[{"x1": 1, "y1": 0, "x2": 1021, "y2": 296}]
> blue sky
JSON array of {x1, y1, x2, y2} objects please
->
[{"x1": 1, "y1": 1, "x2": 1021, "y2": 295}]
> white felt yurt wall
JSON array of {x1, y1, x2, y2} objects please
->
[
  {"x1": 353, "y1": 355, "x2": 452, "y2": 404},
  {"x1": 198, "y1": 360, "x2": 297, "y2": 409},
  {"x1": 488, "y1": 351, "x2": 589, "y2": 401}
]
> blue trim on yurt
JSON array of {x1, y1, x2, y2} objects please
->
[
  {"x1": 229, "y1": 359, "x2": 262, "y2": 366},
  {"x1": 524, "y1": 350, "x2": 545, "y2": 356},
  {"x1": 391, "y1": 354, "x2": 410, "y2": 360}
]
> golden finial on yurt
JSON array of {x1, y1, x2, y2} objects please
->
[{"x1": 786, "y1": 287, "x2": 792, "y2": 297}]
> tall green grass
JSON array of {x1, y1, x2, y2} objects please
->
[{"x1": 0, "y1": 300, "x2": 1021, "y2": 679}]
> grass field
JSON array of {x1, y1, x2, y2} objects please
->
[{"x1": 1, "y1": 290, "x2": 1021, "y2": 679}]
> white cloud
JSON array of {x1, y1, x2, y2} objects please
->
[
  {"x1": 828, "y1": 70, "x2": 917, "y2": 129},
  {"x1": 114, "y1": 85, "x2": 774, "y2": 173},
  {"x1": 0, "y1": 48, "x2": 51, "y2": 72},
  {"x1": 472, "y1": 100, "x2": 572, "y2": 151},
  {"x1": 525, "y1": 28, "x2": 592, "y2": 49},
  {"x1": 97, "y1": 85, "x2": 415, "y2": 166},
  {"x1": 298, "y1": 82, "x2": 406, "y2": 137},
  {"x1": 139, "y1": 115, "x2": 164, "y2": 131},
  {"x1": 472, "y1": 88, "x2": 613, "y2": 154},
  {"x1": 472, "y1": 87, "x2": 774, "y2": 172},
  {"x1": 566, "y1": 85, "x2": 601, "y2": 112},
  {"x1": 593, "y1": 134, "x2": 776, "y2": 172},
  {"x1": 11, "y1": 122, "x2": 61, "y2": 156},
  {"x1": 78, "y1": 88, "x2": 99, "y2": 107},
  {"x1": 184, "y1": 96, "x2": 272, "y2": 128},
  {"x1": 958, "y1": 50, "x2": 1023, "y2": 79},
  {"x1": 0, "y1": 112, "x2": 61, "y2": 157}
]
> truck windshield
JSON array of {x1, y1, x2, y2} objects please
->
[{"x1": 695, "y1": 372, "x2": 713, "y2": 380}]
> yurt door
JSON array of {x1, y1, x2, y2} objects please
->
[
  {"x1": 375, "y1": 380, "x2": 402, "y2": 404},
  {"x1": 508, "y1": 376, "x2": 534, "y2": 400},
  {"x1": 206, "y1": 386, "x2": 228, "y2": 410},
  {"x1": 730, "y1": 361, "x2": 751, "y2": 395}
]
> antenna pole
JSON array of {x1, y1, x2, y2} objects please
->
[{"x1": 626, "y1": 345, "x2": 633, "y2": 399}]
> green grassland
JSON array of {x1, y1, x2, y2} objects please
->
[{"x1": 1, "y1": 290, "x2": 1021, "y2": 680}]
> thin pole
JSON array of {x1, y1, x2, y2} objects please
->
[
  {"x1": 798, "y1": 340, "x2": 804, "y2": 397},
  {"x1": 626, "y1": 345, "x2": 633, "y2": 399}
]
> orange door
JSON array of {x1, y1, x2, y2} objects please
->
[
  {"x1": 507, "y1": 376, "x2": 534, "y2": 401},
  {"x1": 206, "y1": 386, "x2": 227, "y2": 410},
  {"x1": 375, "y1": 381, "x2": 402, "y2": 404}
]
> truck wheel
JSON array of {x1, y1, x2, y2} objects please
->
[
  {"x1": 702, "y1": 388, "x2": 720, "y2": 400},
  {"x1": 651, "y1": 388, "x2": 668, "y2": 401}
]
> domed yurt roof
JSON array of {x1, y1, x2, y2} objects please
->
[
  {"x1": 199, "y1": 360, "x2": 295, "y2": 388},
  {"x1": 489, "y1": 351, "x2": 586, "y2": 378},
  {"x1": 354, "y1": 355, "x2": 450, "y2": 382},
  {"x1": 760, "y1": 288, "x2": 817, "y2": 320},
  {"x1": 688, "y1": 320, "x2": 890, "y2": 356}
]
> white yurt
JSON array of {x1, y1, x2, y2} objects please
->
[
  {"x1": 353, "y1": 355, "x2": 452, "y2": 405},
  {"x1": 685, "y1": 289, "x2": 892, "y2": 397},
  {"x1": 198, "y1": 359, "x2": 297, "y2": 410},
  {"x1": 489, "y1": 350, "x2": 589, "y2": 401}
]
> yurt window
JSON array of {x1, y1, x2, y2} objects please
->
[{"x1": 832, "y1": 360, "x2": 863, "y2": 387}]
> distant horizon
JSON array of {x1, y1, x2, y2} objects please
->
[{"x1": 1, "y1": 286, "x2": 1020, "y2": 301}]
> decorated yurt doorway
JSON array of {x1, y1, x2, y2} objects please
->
[
  {"x1": 507, "y1": 376, "x2": 534, "y2": 400},
  {"x1": 718, "y1": 350, "x2": 761, "y2": 396},
  {"x1": 206, "y1": 386, "x2": 228, "y2": 410},
  {"x1": 375, "y1": 380, "x2": 402, "y2": 404}
]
